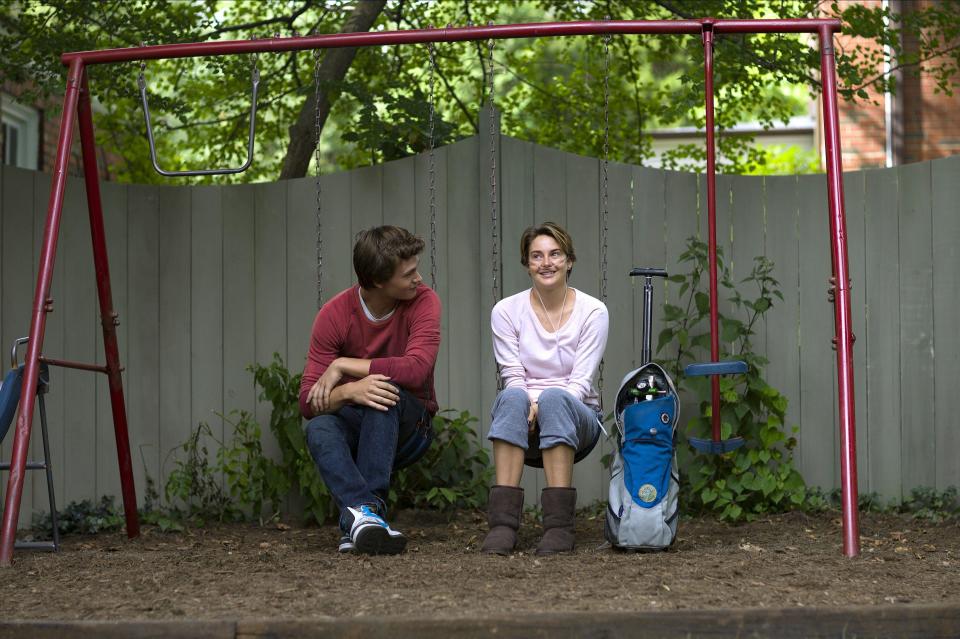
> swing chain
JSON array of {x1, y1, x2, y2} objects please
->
[
  {"x1": 313, "y1": 48, "x2": 325, "y2": 309},
  {"x1": 427, "y1": 37, "x2": 438, "y2": 292},
  {"x1": 487, "y1": 30, "x2": 504, "y2": 391},
  {"x1": 597, "y1": 27, "x2": 612, "y2": 407},
  {"x1": 487, "y1": 31, "x2": 500, "y2": 307}
]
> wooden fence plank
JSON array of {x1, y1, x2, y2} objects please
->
[
  {"x1": 931, "y1": 155, "x2": 960, "y2": 490},
  {"x1": 730, "y1": 175, "x2": 765, "y2": 359},
  {"x1": 158, "y1": 186, "x2": 192, "y2": 490},
  {"x1": 600, "y1": 160, "x2": 636, "y2": 490},
  {"x1": 796, "y1": 174, "x2": 835, "y2": 491},
  {"x1": 126, "y1": 184, "x2": 160, "y2": 495},
  {"x1": 763, "y1": 176, "x2": 802, "y2": 471},
  {"x1": 222, "y1": 184, "x2": 256, "y2": 419},
  {"x1": 633, "y1": 166, "x2": 666, "y2": 365},
  {"x1": 286, "y1": 178, "x2": 318, "y2": 379},
  {"x1": 898, "y1": 161, "x2": 936, "y2": 492},
  {"x1": 254, "y1": 182, "x2": 287, "y2": 432},
  {"x1": 190, "y1": 185, "x2": 224, "y2": 455},
  {"x1": 714, "y1": 173, "x2": 736, "y2": 330},
  {"x1": 565, "y1": 152, "x2": 602, "y2": 505},
  {"x1": 500, "y1": 137, "x2": 535, "y2": 295},
  {"x1": 319, "y1": 170, "x2": 355, "y2": 302},
  {"x1": 842, "y1": 170, "x2": 870, "y2": 493},
  {"x1": 351, "y1": 164, "x2": 383, "y2": 240},
  {"x1": 444, "y1": 138, "x2": 481, "y2": 422},
  {"x1": 863, "y1": 167, "x2": 902, "y2": 499},
  {"x1": 663, "y1": 170, "x2": 700, "y2": 444},
  {"x1": 60, "y1": 177, "x2": 97, "y2": 506},
  {"x1": 2, "y1": 167, "x2": 37, "y2": 524},
  {"x1": 382, "y1": 156, "x2": 416, "y2": 232},
  {"x1": 95, "y1": 180, "x2": 128, "y2": 500},
  {"x1": 413, "y1": 147, "x2": 449, "y2": 411}
]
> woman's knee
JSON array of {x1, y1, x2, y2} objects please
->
[
  {"x1": 491, "y1": 387, "x2": 529, "y2": 417},
  {"x1": 537, "y1": 387, "x2": 574, "y2": 410}
]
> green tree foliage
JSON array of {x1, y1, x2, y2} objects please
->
[{"x1": 2, "y1": 1, "x2": 957, "y2": 181}]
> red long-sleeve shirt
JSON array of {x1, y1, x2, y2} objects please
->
[{"x1": 299, "y1": 284, "x2": 441, "y2": 418}]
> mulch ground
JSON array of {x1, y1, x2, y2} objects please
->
[{"x1": 1, "y1": 508, "x2": 958, "y2": 620}]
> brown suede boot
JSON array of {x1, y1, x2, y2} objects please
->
[
  {"x1": 480, "y1": 485, "x2": 524, "y2": 555},
  {"x1": 536, "y1": 487, "x2": 577, "y2": 555}
]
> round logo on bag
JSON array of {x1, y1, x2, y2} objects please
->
[
  {"x1": 660, "y1": 412, "x2": 670, "y2": 424},
  {"x1": 638, "y1": 484, "x2": 657, "y2": 502}
]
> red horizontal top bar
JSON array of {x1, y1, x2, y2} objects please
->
[{"x1": 61, "y1": 18, "x2": 841, "y2": 66}]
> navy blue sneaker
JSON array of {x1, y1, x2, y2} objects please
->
[{"x1": 346, "y1": 505, "x2": 407, "y2": 555}]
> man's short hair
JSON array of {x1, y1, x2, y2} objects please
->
[
  {"x1": 353, "y1": 226, "x2": 425, "y2": 289},
  {"x1": 519, "y1": 221, "x2": 577, "y2": 277}
]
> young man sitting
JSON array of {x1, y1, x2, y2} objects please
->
[{"x1": 300, "y1": 226, "x2": 441, "y2": 555}]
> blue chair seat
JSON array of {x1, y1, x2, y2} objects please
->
[
  {"x1": 684, "y1": 360, "x2": 747, "y2": 377},
  {"x1": 0, "y1": 368, "x2": 24, "y2": 444}
]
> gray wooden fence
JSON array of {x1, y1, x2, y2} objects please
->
[{"x1": 1, "y1": 135, "x2": 958, "y2": 524}]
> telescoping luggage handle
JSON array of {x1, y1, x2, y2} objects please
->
[{"x1": 629, "y1": 267, "x2": 668, "y2": 366}]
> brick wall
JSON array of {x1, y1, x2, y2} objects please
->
[
  {"x1": 827, "y1": 0, "x2": 960, "y2": 169},
  {"x1": 4, "y1": 80, "x2": 113, "y2": 179}
]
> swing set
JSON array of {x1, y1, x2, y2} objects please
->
[{"x1": 0, "y1": 17, "x2": 861, "y2": 565}]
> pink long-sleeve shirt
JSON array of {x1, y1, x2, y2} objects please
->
[
  {"x1": 491, "y1": 288, "x2": 609, "y2": 408},
  {"x1": 299, "y1": 284, "x2": 441, "y2": 418}
]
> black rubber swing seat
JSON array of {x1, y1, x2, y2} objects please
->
[{"x1": 684, "y1": 359, "x2": 748, "y2": 454}]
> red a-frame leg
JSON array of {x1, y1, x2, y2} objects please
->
[{"x1": 0, "y1": 60, "x2": 139, "y2": 567}]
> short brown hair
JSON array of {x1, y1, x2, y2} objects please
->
[
  {"x1": 520, "y1": 221, "x2": 577, "y2": 277},
  {"x1": 353, "y1": 226, "x2": 425, "y2": 289}
]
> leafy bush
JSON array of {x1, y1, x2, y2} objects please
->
[
  {"x1": 250, "y1": 356, "x2": 336, "y2": 525},
  {"x1": 159, "y1": 411, "x2": 289, "y2": 526},
  {"x1": 251, "y1": 354, "x2": 492, "y2": 522},
  {"x1": 30, "y1": 495, "x2": 124, "y2": 536},
  {"x1": 659, "y1": 237, "x2": 807, "y2": 522}
]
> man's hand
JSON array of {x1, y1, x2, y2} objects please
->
[
  {"x1": 527, "y1": 401, "x2": 539, "y2": 433},
  {"x1": 347, "y1": 374, "x2": 399, "y2": 411},
  {"x1": 308, "y1": 361, "x2": 344, "y2": 414}
]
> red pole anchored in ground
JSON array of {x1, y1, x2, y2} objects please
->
[
  {"x1": 702, "y1": 23, "x2": 723, "y2": 444},
  {"x1": 0, "y1": 59, "x2": 85, "y2": 567},
  {"x1": 77, "y1": 68, "x2": 140, "y2": 540},
  {"x1": 819, "y1": 25, "x2": 860, "y2": 558}
]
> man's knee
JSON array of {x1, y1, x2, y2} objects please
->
[{"x1": 305, "y1": 414, "x2": 341, "y2": 450}]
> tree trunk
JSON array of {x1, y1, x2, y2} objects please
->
[{"x1": 278, "y1": 0, "x2": 387, "y2": 179}]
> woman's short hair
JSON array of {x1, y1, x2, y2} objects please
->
[
  {"x1": 519, "y1": 221, "x2": 577, "y2": 276},
  {"x1": 353, "y1": 226, "x2": 425, "y2": 289}
]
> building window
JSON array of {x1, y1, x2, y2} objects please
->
[{"x1": 1, "y1": 94, "x2": 40, "y2": 170}]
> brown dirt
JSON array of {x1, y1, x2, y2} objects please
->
[{"x1": 1, "y1": 509, "x2": 958, "y2": 620}]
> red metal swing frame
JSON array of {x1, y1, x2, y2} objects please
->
[{"x1": 1, "y1": 17, "x2": 859, "y2": 564}]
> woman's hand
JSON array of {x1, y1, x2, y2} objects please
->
[{"x1": 527, "y1": 401, "x2": 539, "y2": 433}]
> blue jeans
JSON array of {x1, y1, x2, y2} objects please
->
[{"x1": 305, "y1": 388, "x2": 426, "y2": 531}]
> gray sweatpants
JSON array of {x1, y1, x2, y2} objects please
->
[{"x1": 488, "y1": 387, "x2": 600, "y2": 453}]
